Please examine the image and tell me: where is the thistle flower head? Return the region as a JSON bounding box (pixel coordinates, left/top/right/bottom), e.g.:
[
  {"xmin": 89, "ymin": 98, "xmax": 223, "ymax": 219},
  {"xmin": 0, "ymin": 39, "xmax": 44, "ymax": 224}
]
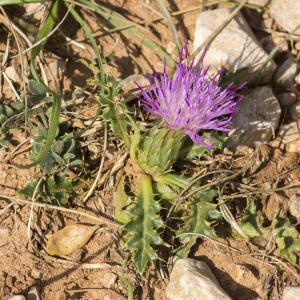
[{"xmin": 136, "ymin": 46, "xmax": 244, "ymax": 148}]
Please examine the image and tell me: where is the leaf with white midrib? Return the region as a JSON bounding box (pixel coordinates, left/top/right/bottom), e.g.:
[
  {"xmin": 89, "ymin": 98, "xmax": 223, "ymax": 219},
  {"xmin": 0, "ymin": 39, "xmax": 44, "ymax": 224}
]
[{"xmin": 124, "ymin": 175, "xmax": 163, "ymax": 274}]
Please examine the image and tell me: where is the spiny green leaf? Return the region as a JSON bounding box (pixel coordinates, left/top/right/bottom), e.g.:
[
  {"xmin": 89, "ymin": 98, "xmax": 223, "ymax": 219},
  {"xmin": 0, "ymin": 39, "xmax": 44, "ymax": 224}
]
[
  {"xmin": 124, "ymin": 175, "xmax": 163, "ymax": 274},
  {"xmin": 175, "ymin": 189, "xmax": 217, "ymax": 260},
  {"xmin": 114, "ymin": 177, "xmax": 132, "ymax": 225},
  {"xmin": 16, "ymin": 0, "xmax": 63, "ymax": 169},
  {"xmin": 274, "ymin": 216, "xmax": 300, "ymax": 264},
  {"xmin": 239, "ymin": 201, "xmax": 265, "ymax": 238}
]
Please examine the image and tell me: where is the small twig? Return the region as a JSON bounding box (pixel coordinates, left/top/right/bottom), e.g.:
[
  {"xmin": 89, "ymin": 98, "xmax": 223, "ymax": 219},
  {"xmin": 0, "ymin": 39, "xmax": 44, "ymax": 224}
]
[
  {"xmin": 176, "ymin": 232, "xmax": 242, "ymax": 253},
  {"xmin": 0, "ymin": 195, "xmax": 121, "ymax": 228},
  {"xmin": 219, "ymin": 196, "xmax": 248, "ymax": 239},
  {"xmin": 2, "ymin": 71, "xmax": 22, "ymax": 101},
  {"xmin": 2, "ymin": 18, "xmax": 48, "ymax": 85},
  {"xmin": 0, "ymin": 202, "xmax": 14, "ymax": 216},
  {"xmin": 242, "ymin": 252, "xmax": 300, "ymax": 282},
  {"xmin": 21, "ymin": 1, "xmax": 74, "ymax": 55},
  {"xmin": 83, "ymin": 123, "xmax": 108, "ymax": 203},
  {"xmin": 27, "ymin": 177, "xmax": 44, "ymax": 240},
  {"xmin": 0, "ymin": 7, "xmax": 28, "ymax": 128}
]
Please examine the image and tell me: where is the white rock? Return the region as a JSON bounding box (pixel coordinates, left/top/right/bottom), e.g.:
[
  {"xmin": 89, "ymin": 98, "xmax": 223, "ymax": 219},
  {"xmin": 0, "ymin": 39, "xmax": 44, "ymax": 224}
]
[
  {"xmin": 3, "ymin": 296, "xmax": 26, "ymax": 300},
  {"xmin": 289, "ymin": 196, "xmax": 300, "ymax": 220},
  {"xmin": 166, "ymin": 258, "xmax": 232, "ymax": 300},
  {"xmin": 290, "ymin": 102, "xmax": 300, "ymax": 121},
  {"xmin": 282, "ymin": 286, "xmax": 300, "ymax": 300},
  {"xmin": 237, "ymin": 0, "xmax": 269, "ymax": 5},
  {"xmin": 101, "ymin": 272, "xmax": 118, "ymax": 289},
  {"xmin": 5, "ymin": 66, "xmax": 21, "ymax": 83},
  {"xmin": 227, "ymin": 86, "xmax": 281, "ymax": 148},
  {"xmin": 23, "ymin": 3, "xmax": 47, "ymax": 22},
  {"xmin": 278, "ymin": 122, "xmax": 300, "ymax": 152},
  {"xmin": 270, "ymin": 0, "xmax": 300, "ymax": 35},
  {"xmin": 295, "ymin": 73, "xmax": 300, "ymax": 85},
  {"xmin": 27, "ymin": 286, "xmax": 41, "ymax": 300},
  {"xmin": 277, "ymin": 92, "xmax": 297, "ymax": 107},
  {"xmin": 274, "ymin": 57, "xmax": 300, "ymax": 87},
  {"xmin": 193, "ymin": 8, "xmax": 276, "ymax": 84},
  {"xmin": 0, "ymin": 227, "xmax": 9, "ymax": 236}
]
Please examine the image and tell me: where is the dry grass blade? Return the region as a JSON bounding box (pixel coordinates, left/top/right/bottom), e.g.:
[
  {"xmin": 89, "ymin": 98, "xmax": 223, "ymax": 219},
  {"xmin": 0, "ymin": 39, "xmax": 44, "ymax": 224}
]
[
  {"xmin": 155, "ymin": 0, "xmax": 180, "ymax": 49},
  {"xmin": 27, "ymin": 177, "xmax": 44, "ymax": 240},
  {"xmin": 0, "ymin": 195, "xmax": 121, "ymax": 228},
  {"xmin": 72, "ymin": 0, "xmax": 175, "ymax": 67},
  {"xmin": 219, "ymin": 201, "xmax": 248, "ymax": 239},
  {"xmin": 82, "ymin": 123, "xmax": 107, "ymax": 203}
]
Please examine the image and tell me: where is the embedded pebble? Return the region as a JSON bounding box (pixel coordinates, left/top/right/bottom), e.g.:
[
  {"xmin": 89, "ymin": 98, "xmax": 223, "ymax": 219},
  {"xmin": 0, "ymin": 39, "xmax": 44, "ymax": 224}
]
[
  {"xmin": 277, "ymin": 92, "xmax": 297, "ymax": 107},
  {"xmin": 277, "ymin": 121, "xmax": 300, "ymax": 153},
  {"xmin": 282, "ymin": 286, "xmax": 300, "ymax": 300},
  {"xmin": 274, "ymin": 57, "xmax": 300, "ymax": 87},
  {"xmin": 166, "ymin": 258, "xmax": 232, "ymax": 300},
  {"xmin": 290, "ymin": 102, "xmax": 300, "ymax": 121},
  {"xmin": 295, "ymin": 73, "xmax": 300, "ymax": 85},
  {"xmin": 270, "ymin": 0, "xmax": 300, "ymax": 35},
  {"xmin": 227, "ymin": 86, "xmax": 281, "ymax": 148},
  {"xmin": 101, "ymin": 272, "xmax": 118, "ymax": 289},
  {"xmin": 120, "ymin": 74, "xmax": 148, "ymax": 93},
  {"xmin": 23, "ymin": 3, "xmax": 47, "ymax": 22},
  {"xmin": 236, "ymin": 0, "xmax": 269, "ymax": 5},
  {"xmin": 289, "ymin": 196, "xmax": 300, "ymax": 220},
  {"xmin": 193, "ymin": 8, "xmax": 276, "ymax": 84},
  {"xmin": 3, "ymin": 296, "xmax": 26, "ymax": 300},
  {"xmin": 27, "ymin": 286, "xmax": 41, "ymax": 300}
]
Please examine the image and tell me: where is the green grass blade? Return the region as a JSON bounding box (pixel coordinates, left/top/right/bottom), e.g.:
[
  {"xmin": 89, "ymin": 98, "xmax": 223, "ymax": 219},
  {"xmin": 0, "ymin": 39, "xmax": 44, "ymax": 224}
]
[
  {"xmin": 16, "ymin": 0, "xmax": 62, "ymax": 168},
  {"xmin": 0, "ymin": 0, "xmax": 47, "ymax": 4},
  {"xmin": 67, "ymin": 4, "xmax": 105, "ymax": 83},
  {"xmin": 30, "ymin": 0, "xmax": 59, "ymax": 81},
  {"xmin": 155, "ymin": 0, "xmax": 180, "ymax": 50},
  {"xmin": 75, "ymin": 0, "xmax": 175, "ymax": 68}
]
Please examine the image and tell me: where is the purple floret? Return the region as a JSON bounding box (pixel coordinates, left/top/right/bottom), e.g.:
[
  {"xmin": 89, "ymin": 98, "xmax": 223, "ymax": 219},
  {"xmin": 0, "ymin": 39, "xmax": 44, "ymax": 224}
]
[{"xmin": 136, "ymin": 45, "xmax": 245, "ymax": 148}]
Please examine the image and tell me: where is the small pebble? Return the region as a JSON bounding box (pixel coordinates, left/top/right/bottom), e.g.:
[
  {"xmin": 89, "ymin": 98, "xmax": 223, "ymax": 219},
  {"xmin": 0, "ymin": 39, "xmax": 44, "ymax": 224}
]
[
  {"xmin": 282, "ymin": 286, "xmax": 300, "ymax": 300},
  {"xmin": 290, "ymin": 102, "xmax": 300, "ymax": 120},
  {"xmin": 277, "ymin": 92, "xmax": 297, "ymax": 107}
]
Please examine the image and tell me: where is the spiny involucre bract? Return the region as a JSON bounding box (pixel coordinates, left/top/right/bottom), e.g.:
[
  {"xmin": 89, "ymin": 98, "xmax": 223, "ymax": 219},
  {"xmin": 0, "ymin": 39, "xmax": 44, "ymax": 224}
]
[{"xmin": 136, "ymin": 45, "xmax": 245, "ymax": 148}]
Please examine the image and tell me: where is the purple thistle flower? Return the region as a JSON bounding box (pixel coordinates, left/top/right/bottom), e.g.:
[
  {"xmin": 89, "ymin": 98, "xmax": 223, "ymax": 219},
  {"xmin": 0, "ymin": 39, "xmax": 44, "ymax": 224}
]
[{"xmin": 136, "ymin": 45, "xmax": 245, "ymax": 148}]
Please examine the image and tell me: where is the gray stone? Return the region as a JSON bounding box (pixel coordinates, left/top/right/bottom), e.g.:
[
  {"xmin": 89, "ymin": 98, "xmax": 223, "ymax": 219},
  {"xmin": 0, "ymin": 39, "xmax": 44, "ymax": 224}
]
[
  {"xmin": 166, "ymin": 258, "xmax": 232, "ymax": 300},
  {"xmin": 282, "ymin": 286, "xmax": 300, "ymax": 300},
  {"xmin": 277, "ymin": 92, "xmax": 297, "ymax": 107},
  {"xmin": 274, "ymin": 57, "xmax": 300, "ymax": 87},
  {"xmin": 290, "ymin": 102, "xmax": 300, "ymax": 121},
  {"xmin": 193, "ymin": 8, "xmax": 276, "ymax": 84},
  {"xmin": 278, "ymin": 121, "xmax": 300, "ymax": 152},
  {"xmin": 227, "ymin": 86, "xmax": 281, "ymax": 148},
  {"xmin": 270, "ymin": 0, "xmax": 300, "ymax": 35}
]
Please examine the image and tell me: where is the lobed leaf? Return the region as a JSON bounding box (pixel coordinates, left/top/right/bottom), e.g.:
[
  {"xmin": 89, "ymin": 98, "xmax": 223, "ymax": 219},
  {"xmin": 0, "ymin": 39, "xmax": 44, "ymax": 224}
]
[
  {"xmin": 124, "ymin": 175, "xmax": 163, "ymax": 274},
  {"xmin": 175, "ymin": 189, "xmax": 218, "ymax": 260}
]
